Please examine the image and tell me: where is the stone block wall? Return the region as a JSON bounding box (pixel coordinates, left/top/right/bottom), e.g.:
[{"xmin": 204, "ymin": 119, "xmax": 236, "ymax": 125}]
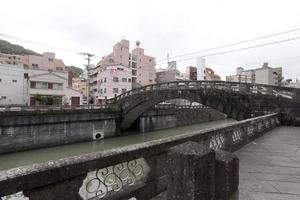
[
  {"xmin": 139, "ymin": 107, "xmax": 227, "ymax": 132},
  {"xmin": 0, "ymin": 110, "xmax": 118, "ymax": 154}
]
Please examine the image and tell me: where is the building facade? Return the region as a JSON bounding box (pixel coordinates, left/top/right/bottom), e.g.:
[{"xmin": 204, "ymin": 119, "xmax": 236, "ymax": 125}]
[
  {"xmin": 0, "ymin": 52, "xmax": 66, "ymax": 72},
  {"xmin": 226, "ymin": 63, "xmax": 282, "ymax": 86},
  {"xmin": 91, "ymin": 39, "xmax": 156, "ymax": 104},
  {"xmin": 186, "ymin": 66, "xmax": 221, "ymax": 81},
  {"xmin": 96, "ymin": 65, "xmax": 132, "ymax": 104},
  {"xmin": 72, "ymin": 77, "xmax": 88, "ymax": 103},
  {"xmin": 0, "ymin": 63, "xmax": 82, "ymax": 106},
  {"xmin": 186, "ymin": 66, "xmax": 197, "ymax": 80}
]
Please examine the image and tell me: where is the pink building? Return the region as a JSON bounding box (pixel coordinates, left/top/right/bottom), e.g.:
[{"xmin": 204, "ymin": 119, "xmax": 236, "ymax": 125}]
[
  {"xmin": 91, "ymin": 39, "xmax": 156, "ymax": 104},
  {"xmin": 0, "ymin": 52, "xmax": 66, "ymax": 72},
  {"xmin": 131, "ymin": 41, "xmax": 156, "ymax": 86},
  {"xmin": 21, "ymin": 52, "xmax": 66, "ymax": 72}
]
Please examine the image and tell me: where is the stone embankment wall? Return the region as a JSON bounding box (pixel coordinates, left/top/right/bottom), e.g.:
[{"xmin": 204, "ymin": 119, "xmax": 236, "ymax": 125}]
[
  {"xmin": 0, "ymin": 110, "xmax": 118, "ymax": 154},
  {"xmin": 0, "ymin": 107, "xmax": 227, "ymax": 154},
  {"xmin": 139, "ymin": 107, "xmax": 227, "ymax": 132}
]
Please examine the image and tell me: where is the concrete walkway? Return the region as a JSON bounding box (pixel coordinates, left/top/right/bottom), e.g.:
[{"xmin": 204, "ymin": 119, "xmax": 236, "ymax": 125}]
[{"xmin": 236, "ymin": 126, "xmax": 300, "ymax": 200}]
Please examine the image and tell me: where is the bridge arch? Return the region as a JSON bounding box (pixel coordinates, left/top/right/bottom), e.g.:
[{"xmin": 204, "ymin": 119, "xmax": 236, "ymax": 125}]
[{"xmin": 107, "ymin": 81, "xmax": 300, "ymax": 130}]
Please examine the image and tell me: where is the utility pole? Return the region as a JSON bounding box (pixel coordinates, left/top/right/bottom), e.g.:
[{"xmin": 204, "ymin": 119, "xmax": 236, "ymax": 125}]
[{"xmin": 79, "ymin": 53, "xmax": 94, "ymax": 107}]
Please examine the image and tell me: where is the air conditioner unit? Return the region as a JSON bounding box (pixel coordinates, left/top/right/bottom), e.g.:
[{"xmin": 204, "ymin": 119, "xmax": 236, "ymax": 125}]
[{"xmin": 93, "ymin": 131, "xmax": 104, "ymax": 140}]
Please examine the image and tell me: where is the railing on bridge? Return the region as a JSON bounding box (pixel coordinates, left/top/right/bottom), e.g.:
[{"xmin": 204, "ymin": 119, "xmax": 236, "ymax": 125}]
[
  {"xmin": 0, "ymin": 113, "xmax": 279, "ymax": 200},
  {"xmin": 0, "ymin": 104, "xmax": 115, "ymax": 112},
  {"xmin": 153, "ymin": 104, "xmax": 209, "ymax": 110},
  {"xmin": 106, "ymin": 81, "xmax": 300, "ymax": 104}
]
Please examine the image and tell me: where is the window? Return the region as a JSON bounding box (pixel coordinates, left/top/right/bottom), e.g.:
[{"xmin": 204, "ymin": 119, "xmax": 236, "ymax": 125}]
[
  {"xmin": 13, "ymin": 56, "xmax": 16, "ymax": 59},
  {"xmin": 32, "ymin": 63, "xmax": 39, "ymax": 69},
  {"xmin": 56, "ymin": 67, "xmax": 63, "ymax": 71},
  {"xmin": 113, "ymin": 88, "xmax": 119, "ymax": 93},
  {"xmin": 104, "ymin": 88, "xmax": 107, "ymax": 93},
  {"xmin": 113, "ymin": 77, "xmax": 119, "ymax": 82},
  {"xmin": 99, "ymin": 89, "xmax": 103, "ymax": 94},
  {"xmin": 24, "ymin": 64, "xmax": 29, "ymax": 69},
  {"xmin": 128, "ymin": 79, "xmax": 131, "ymax": 82},
  {"xmin": 12, "ymin": 79, "xmax": 17, "ymax": 83},
  {"xmin": 53, "ymin": 83, "xmax": 63, "ymax": 90},
  {"xmin": 1, "ymin": 96, "xmax": 6, "ymax": 99},
  {"xmin": 122, "ymin": 88, "xmax": 127, "ymax": 93},
  {"xmin": 104, "ymin": 78, "xmax": 107, "ymax": 83},
  {"xmin": 122, "ymin": 78, "xmax": 127, "ymax": 82},
  {"xmin": 30, "ymin": 81, "xmax": 36, "ymax": 88},
  {"xmin": 0, "ymin": 78, "xmax": 2, "ymax": 82},
  {"xmin": 48, "ymin": 83, "xmax": 53, "ymax": 89},
  {"xmin": 48, "ymin": 58, "xmax": 54, "ymax": 62},
  {"xmin": 38, "ymin": 82, "xmax": 48, "ymax": 89},
  {"xmin": 117, "ymin": 67, "xmax": 124, "ymax": 71}
]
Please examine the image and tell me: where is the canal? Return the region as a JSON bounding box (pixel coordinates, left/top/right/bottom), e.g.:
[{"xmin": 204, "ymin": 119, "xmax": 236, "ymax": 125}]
[{"xmin": 0, "ymin": 118, "xmax": 236, "ymax": 171}]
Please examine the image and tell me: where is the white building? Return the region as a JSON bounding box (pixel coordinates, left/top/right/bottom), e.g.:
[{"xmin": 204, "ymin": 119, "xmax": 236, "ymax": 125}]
[
  {"xmin": 197, "ymin": 57, "xmax": 206, "ymax": 80},
  {"xmin": 0, "ymin": 65, "xmax": 28, "ymax": 105},
  {"xmin": 0, "ymin": 64, "xmax": 82, "ymax": 106},
  {"xmin": 95, "ymin": 65, "xmax": 132, "ymax": 104}
]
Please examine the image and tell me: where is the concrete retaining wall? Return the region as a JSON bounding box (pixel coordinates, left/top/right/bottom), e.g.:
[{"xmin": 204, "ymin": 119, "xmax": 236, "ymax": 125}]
[
  {"xmin": 0, "ymin": 110, "xmax": 118, "ymax": 154},
  {"xmin": 139, "ymin": 107, "xmax": 227, "ymax": 132}
]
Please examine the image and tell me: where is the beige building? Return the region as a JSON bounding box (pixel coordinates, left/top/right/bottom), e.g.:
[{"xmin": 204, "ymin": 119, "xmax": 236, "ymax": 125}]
[
  {"xmin": 91, "ymin": 39, "xmax": 156, "ymax": 104},
  {"xmin": 226, "ymin": 63, "xmax": 282, "ymax": 86},
  {"xmin": 72, "ymin": 77, "xmax": 88, "ymax": 103}
]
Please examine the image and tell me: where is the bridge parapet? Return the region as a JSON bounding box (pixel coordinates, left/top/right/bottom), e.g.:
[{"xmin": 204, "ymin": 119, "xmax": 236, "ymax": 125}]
[
  {"xmin": 0, "ymin": 113, "xmax": 279, "ymax": 200},
  {"xmin": 105, "ymin": 81, "xmax": 299, "ymax": 130},
  {"xmin": 107, "ymin": 81, "xmax": 300, "ymax": 105}
]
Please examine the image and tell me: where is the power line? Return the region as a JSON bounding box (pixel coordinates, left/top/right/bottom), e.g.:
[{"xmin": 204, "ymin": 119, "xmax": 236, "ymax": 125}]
[
  {"xmin": 172, "ymin": 35, "xmax": 300, "ymax": 63},
  {"xmin": 2, "ymin": 28, "xmax": 300, "ymax": 69},
  {"xmin": 157, "ymin": 27, "xmax": 300, "ymax": 62}
]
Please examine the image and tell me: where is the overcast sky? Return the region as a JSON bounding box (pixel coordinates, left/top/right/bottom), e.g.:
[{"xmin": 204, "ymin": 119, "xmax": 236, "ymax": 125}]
[{"xmin": 1, "ymin": 0, "xmax": 300, "ymax": 80}]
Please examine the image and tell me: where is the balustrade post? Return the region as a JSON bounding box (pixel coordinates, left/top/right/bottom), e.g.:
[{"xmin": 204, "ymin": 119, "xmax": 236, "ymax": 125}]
[
  {"xmin": 222, "ymin": 129, "xmax": 234, "ymax": 152},
  {"xmin": 166, "ymin": 142, "xmax": 215, "ymax": 200},
  {"xmin": 23, "ymin": 175, "xmax": 86, "ymax": 200},
  {"xmin": 240, "ymin": 124, "xmax": 249, "ymax": 144},
  {"xmin": 143, "ymin": 152, "xmax": 168, "ymax": 199}
]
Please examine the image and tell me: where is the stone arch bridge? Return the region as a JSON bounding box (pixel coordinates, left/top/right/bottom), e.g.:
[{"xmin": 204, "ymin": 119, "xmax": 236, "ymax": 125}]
[{"xmin": 107, "ymin": 81, "xmax": 300, "ymax": 130}]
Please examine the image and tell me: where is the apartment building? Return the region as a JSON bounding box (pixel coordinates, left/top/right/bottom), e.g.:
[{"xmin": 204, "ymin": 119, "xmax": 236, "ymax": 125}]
[
  {"xmin": 0, "ymin": 53, "xmax": 22, "ymax": 65},
  {"xmin": 0, "ymin": 52, "xmax": 66, "ymax": 72},
  {"xmin": 226, "ymin": 63, "xmax": 282, "ymax": 86},
  {"xmin": 91, "ymin": 39, "xmax": 156, "ymax": 104}
]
